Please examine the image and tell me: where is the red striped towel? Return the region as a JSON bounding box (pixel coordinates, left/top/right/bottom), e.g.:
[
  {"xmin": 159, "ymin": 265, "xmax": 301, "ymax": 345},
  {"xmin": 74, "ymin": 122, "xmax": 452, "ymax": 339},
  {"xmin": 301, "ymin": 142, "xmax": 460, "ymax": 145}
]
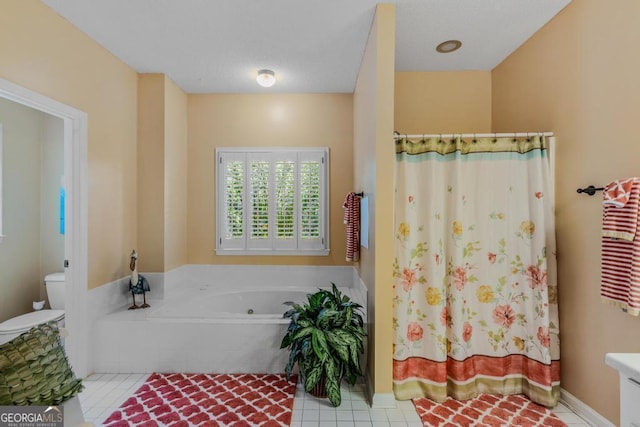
[
  {"xmin": 343, "ymin": 192, "xmax": 360, "ymax": 262},
  {"xmin": 601, "ymin": 178, "xmax": 640, "ymax": 315}
]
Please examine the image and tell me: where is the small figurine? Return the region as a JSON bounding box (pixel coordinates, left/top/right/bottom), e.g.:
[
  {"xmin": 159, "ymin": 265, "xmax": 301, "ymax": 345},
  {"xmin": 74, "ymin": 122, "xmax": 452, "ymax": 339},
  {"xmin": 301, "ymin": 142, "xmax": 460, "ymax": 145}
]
[{"xmin": 128, "ymin": 250, "xmax": 150, "ymax": 309}]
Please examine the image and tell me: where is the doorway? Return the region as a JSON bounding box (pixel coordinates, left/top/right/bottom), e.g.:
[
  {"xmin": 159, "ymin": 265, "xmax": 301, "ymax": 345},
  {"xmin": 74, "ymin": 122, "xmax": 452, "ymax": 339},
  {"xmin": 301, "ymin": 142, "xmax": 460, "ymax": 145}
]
[{"xmin": 0, "ymin": 78, "xmax": 89, "ymax": 377}]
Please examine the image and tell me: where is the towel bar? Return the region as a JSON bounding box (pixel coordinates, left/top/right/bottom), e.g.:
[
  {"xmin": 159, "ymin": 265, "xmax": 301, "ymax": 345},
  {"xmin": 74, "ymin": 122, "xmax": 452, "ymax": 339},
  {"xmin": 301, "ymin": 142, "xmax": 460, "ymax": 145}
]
[{"xmin": 577, "ymin": 185, "xmax": 604, "ymax": 196}]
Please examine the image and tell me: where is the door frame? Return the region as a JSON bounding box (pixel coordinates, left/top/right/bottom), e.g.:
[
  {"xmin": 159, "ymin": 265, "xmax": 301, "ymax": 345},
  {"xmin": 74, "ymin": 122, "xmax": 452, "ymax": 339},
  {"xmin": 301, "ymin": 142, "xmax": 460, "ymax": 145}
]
[{"xmin": 0, "ymin": 78, "xmax": 89, "ymax": 377}]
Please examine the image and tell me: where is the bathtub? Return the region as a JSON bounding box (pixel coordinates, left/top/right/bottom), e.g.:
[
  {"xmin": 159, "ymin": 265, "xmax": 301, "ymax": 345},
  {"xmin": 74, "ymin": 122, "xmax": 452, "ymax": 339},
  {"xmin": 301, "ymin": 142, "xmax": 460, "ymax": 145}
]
[
  {"xmin": 92, "ymin": 265, "xmax": 366, "ymax": 374},
  {"xmin": 148, "ymin": 289, "xmax": 311, "ymax": 322}
]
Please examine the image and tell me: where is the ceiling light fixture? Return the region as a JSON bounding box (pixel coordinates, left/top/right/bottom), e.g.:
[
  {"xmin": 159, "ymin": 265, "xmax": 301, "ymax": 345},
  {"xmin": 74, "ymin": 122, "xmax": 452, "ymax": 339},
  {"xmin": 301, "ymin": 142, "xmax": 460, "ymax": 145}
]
[
  {"xmin": 256, "ymin": 69, "xmax": 276, "ymax": 87},
  {"xmin": 436, "ymin": 39, "xmax": 462, "ymax": 53}
]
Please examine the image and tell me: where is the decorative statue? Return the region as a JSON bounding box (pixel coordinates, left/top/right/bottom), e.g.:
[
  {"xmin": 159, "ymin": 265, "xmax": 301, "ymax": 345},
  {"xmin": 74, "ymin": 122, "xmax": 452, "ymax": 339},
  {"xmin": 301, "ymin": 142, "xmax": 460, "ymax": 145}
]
[{"xmin": 128, "ymin": 249, "xmax": 150, "ymax": 309}]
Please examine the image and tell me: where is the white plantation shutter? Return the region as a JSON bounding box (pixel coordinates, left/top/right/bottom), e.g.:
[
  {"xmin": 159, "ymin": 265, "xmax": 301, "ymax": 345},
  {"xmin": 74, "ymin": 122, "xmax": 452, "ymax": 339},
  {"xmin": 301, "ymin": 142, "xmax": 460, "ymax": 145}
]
[
  {"xmin": 298, "ymin": 151, "xmax": 325, "ymax": 250},
  {"xmin": 216, "ymin": 148, "xmax": 328, "ymax": 255},
  {"xmin": 274, "ymin": 152, "xmax": 297, "ymax": 250},
  {"xmin": 219, "ymin": 152, "xmax": 245, "ymax": 250},
  {"xmin": 247, "ymin": 153, "xmax": 271, "ymax": 249}
]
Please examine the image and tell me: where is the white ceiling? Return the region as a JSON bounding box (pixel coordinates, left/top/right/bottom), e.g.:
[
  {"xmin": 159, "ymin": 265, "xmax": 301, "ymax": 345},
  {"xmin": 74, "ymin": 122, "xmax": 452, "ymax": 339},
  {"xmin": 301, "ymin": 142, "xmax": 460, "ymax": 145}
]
[{"xmin": 41, "ymin": 0, "xmax": 571, "ymax": 94}]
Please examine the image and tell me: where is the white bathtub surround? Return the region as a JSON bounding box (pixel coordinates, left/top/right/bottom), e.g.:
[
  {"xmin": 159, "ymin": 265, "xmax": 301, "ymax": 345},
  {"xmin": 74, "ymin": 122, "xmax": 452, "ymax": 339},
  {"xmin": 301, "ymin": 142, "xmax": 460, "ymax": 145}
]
[
  {"xmin": 91, "ymin": 265, "xmax": 365, "ymax": 374},
  {"xmin": 606, "ymin": 353, "xmax": 640, "ymax": 426},
  {"xmin": 167, "ymin": 264, "xmax": 356, "ymax": 291},
  {"xmin": 85, "ymin": 272, "xmax": 164, "ymax": 374},
  {"xmin": 87, "ymin": 272, "xmax": 165, "ymax": 319},
  {"xmin": 350, "ymin": 270, "xmax": 368, "ymax": 321}
]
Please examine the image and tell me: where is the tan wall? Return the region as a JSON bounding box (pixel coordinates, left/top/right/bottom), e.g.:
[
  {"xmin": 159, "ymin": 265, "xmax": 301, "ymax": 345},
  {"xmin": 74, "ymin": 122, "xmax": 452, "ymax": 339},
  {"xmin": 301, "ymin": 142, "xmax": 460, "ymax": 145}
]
[
  {"xmin": 187, "ymin": 93, "xmax": 353, "ymax": 266},
  {"xmin": 0, "ymin": 0, "xmax": 138, "ymax": 289},
  {"xmin": 164, "ymin": 77, "xmax": 188, "ymax": 271},
  {"xmin": 137, "ymin": 74, "xmax": 188, "ymax": 273},
  {"xmin": 137, "ymin": 74, "xmax": 165, "ymax": 272},
  {"xmin": 353, "ymin": 3, "xmax": 395, "ymax": 397},
  {"xmin": 0, "ymin": 98, "xmax": 44, "ymax": 320},
  {"xmin": 492, "ymin": 1, "xmax": 640, "ymax": 424},
  {"xmin": 395, "ymin": 71, "xmax": 492, "ymax": 134}
]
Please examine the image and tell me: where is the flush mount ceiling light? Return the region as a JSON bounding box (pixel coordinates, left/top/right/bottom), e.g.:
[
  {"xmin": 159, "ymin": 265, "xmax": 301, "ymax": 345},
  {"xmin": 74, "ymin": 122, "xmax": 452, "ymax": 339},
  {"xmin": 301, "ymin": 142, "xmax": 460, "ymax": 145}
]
[
  {"xmin": 256, "ymin": 69, "xmax": 276, "ymax": 87},
  {"xmin": 436, "ymin": 39, "xmax": 462, "ymax": 53}
]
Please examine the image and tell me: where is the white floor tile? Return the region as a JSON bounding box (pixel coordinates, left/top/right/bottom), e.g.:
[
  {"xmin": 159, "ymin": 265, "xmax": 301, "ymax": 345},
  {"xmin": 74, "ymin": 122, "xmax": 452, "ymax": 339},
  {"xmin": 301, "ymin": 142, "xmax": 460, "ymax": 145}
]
[
  {"xmin": 351, "ymin": 400, "xmax": 370, "ymax": 411},
  {"xmin": 353, "ymin": 410, "xmax": 371, "ymax": 421},
  {"xmin": 369, "ymin": 408, "xmax": 388, "ymax": 421},
  {"xmin": 302, "ymin": 409, "xmax": 320, "ymax": 421},
  {"xmin": 386, "ymin": 409, "xmax": 407, "ymax": 422},
  {"xmin": 320, "ymin": 410, "xmax": 337, "ymax": 421},
  {"xmin": 336, "ymin": 410, "xmax": 354, "ymax": 421},
  {"xmin": 553, "ymin": 402, "xmax": 572, "ymax": 412},
  {"xmin": 556, "ymin": 411, "xmax": 590, "ymax": 424}
]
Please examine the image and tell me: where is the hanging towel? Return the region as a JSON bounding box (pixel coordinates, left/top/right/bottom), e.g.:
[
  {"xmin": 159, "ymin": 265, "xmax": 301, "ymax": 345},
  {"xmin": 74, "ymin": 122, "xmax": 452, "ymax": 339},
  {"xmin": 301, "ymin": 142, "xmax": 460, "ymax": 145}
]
[
  {"xmin": 602, "ymin": 178, "xmax": 640, "ymax": 241},
  {"xmin": 343, "ymin": 192, "xmax": 361, "ymax": 262},
  {"xmin": 601, "ymin": 177, "xmax": 640, "ymax": 315},
  {"xmin": 603, "ymin": 178, "xmax": 636, "ymax": 208}
]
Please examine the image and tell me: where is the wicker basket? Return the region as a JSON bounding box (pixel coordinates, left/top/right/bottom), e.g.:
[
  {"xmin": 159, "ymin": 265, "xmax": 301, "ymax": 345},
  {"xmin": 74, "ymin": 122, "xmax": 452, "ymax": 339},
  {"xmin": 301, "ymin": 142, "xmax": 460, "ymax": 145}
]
[{"xmin": 0, "ymin": 322, "xmax": 83, "ymax": 405}]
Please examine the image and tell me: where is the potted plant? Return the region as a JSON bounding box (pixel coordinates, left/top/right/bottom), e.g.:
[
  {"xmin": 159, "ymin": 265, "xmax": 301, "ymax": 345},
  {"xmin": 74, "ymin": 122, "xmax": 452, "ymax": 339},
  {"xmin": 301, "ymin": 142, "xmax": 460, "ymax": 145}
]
[{"xmin": 280, "ymin": 283, "xmax": 366, "ymax": 407}]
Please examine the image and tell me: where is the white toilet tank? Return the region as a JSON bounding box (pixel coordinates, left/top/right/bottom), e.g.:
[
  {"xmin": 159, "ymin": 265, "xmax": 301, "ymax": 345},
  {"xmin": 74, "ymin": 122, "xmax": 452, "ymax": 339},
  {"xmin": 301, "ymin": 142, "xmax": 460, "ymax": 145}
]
[{"xmin": 45, "ymin": 272, "xmax": 66, "ymax": 310}]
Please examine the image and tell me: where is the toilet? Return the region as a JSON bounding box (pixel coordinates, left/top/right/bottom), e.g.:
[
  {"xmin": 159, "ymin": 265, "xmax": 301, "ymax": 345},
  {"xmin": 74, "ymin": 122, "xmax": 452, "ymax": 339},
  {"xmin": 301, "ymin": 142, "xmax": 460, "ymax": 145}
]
[{"xmin": 0, "ymin": 272, "xmax": 66, "ymax": 345}]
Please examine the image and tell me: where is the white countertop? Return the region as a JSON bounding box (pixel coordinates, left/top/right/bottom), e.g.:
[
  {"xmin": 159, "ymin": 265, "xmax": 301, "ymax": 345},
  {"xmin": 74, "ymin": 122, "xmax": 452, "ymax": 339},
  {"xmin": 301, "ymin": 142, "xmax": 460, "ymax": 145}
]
[{"xmin": 605, "ymin": 353, "xmax": 640, "ymax": 381}]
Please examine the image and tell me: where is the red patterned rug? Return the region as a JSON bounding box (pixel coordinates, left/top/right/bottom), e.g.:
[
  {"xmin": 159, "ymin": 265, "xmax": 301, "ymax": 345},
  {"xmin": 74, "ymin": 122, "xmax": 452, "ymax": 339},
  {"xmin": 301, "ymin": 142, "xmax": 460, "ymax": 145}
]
[
  {"xmin": 413, "ymin": 394, "xmax": 568, "ymax": 427},
  {"xmin": 103, "ymin": 373, "xmax": 297, "ymax": 427}
]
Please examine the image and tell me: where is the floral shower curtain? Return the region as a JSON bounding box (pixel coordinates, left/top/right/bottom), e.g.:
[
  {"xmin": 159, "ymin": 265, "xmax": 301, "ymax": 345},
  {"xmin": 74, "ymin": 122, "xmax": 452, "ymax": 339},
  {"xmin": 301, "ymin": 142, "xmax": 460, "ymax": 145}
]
[{"xmin": 392, "ymin": 135, "xmax": 560, "ymax": 407}]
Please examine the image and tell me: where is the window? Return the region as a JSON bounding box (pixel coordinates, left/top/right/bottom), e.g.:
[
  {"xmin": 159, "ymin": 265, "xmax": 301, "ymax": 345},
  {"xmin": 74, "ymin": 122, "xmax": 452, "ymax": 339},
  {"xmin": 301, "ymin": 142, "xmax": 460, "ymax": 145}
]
[{"xmin": 216, "ymin": 147, "xmax": 329, "ymax": 255}]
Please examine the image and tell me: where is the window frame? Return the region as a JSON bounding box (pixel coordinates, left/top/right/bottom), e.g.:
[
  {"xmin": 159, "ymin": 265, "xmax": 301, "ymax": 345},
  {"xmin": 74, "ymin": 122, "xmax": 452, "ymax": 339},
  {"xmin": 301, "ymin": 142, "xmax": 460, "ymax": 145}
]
[{"xmin": 215, "ymin": 147, "xmax": 329, "ymax": 256}]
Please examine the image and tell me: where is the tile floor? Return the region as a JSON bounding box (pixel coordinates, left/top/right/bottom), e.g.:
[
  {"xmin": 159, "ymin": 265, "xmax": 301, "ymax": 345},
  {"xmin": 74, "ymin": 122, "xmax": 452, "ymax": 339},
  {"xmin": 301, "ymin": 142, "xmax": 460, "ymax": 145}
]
[{"xmin": 78, "ymin": 373, "xmax": 592, "ymax": 426}]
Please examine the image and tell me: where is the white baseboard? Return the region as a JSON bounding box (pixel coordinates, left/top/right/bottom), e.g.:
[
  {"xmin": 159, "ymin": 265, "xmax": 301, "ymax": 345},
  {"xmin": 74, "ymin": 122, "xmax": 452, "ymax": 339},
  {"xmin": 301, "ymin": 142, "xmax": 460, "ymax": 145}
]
[
  {"xmin": 365, "ymin": 372, "xmax": 397, "ymax": 408},
  {"xmin": 561, "ymin": 388, "xmax": 614, "ymax": 427},
  {"xmin": 371, "ymin": 392, "xmax": 397, "ymax": 409}
]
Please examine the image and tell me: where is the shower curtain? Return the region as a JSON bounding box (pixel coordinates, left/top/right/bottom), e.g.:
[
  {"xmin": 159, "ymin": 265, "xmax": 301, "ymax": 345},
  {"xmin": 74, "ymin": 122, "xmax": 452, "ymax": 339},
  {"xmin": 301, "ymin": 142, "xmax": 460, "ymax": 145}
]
[{"xmin": 392, "ymin": 135, "xmax": 560, "ymax": 407}]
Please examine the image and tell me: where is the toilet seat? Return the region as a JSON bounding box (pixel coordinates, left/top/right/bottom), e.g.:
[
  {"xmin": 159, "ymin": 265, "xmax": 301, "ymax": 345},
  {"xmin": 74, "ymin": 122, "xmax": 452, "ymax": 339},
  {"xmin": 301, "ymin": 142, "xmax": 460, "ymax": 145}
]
[{"xmin": 0, "ymin": 309, "xmax": 65, "ymax": 335}]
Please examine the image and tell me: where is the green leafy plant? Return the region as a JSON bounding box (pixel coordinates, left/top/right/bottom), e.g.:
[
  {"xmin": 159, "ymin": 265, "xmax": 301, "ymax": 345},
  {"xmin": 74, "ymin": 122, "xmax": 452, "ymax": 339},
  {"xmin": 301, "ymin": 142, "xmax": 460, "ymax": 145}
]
[{"xmin": 280, "ymin": 283, "xmax": 366, "ymax": 407}]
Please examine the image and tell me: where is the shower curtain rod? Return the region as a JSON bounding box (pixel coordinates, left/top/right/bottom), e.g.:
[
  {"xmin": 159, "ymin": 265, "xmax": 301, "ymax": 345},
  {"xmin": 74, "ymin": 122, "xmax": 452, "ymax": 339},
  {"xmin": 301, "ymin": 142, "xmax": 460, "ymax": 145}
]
[{"xmin": 394, "ymin": 132, "xmax": 554, "ymax": 139}]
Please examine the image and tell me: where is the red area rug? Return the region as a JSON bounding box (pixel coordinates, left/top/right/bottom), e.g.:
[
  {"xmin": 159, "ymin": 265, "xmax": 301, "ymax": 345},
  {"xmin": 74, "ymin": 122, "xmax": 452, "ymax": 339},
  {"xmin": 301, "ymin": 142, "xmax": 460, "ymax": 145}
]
[
  {"xmin": 413, "ymin": 394, "xmax": 568, "ymax": 427},
  {"xmin": 103, "ymin": 373, "xmax": 297, "ymax": 427}
]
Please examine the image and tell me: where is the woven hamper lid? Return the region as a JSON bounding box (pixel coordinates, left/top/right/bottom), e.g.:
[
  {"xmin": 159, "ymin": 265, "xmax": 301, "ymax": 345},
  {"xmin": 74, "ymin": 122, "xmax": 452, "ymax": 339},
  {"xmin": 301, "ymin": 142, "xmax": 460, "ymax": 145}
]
[{"xmin": 0, "ymin": 310, "xmax": 65, "ymax": 334}]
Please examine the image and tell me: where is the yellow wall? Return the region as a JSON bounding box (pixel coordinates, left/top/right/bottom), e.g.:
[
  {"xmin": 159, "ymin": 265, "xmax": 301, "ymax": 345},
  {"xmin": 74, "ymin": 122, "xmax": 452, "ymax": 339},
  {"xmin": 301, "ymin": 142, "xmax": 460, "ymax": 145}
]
[
  {"xmin": 137, "ymin": 74, "xmax": 165, "ymax": 272},
  {"xmin": 395, "ymin": 71, "xmax": 492, "ymax": 134},
  {"xmin": 0, "ymin": 99, "xmax": 45, "ymax": 319},
  {"xmin": 164, "ymin": 77, "xmax": 188, "ymax": 271},
  {"xmin": 137, "ymin": 74, "xmax": 188, "ymax": 272},
  {"xmin": 187, "ymin": 93, "xmax": 353, "ymax": 266},
  {"xmin": 353, "ymin": 3, "xmax": 396, "ymax": 398},
  {"xmin": 0, "ymin": 0, "xmax": 138, "ymax": 289},
  {"xmin": 492, "ymin": 1, "xmax": 640, "ymax": 424}
]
